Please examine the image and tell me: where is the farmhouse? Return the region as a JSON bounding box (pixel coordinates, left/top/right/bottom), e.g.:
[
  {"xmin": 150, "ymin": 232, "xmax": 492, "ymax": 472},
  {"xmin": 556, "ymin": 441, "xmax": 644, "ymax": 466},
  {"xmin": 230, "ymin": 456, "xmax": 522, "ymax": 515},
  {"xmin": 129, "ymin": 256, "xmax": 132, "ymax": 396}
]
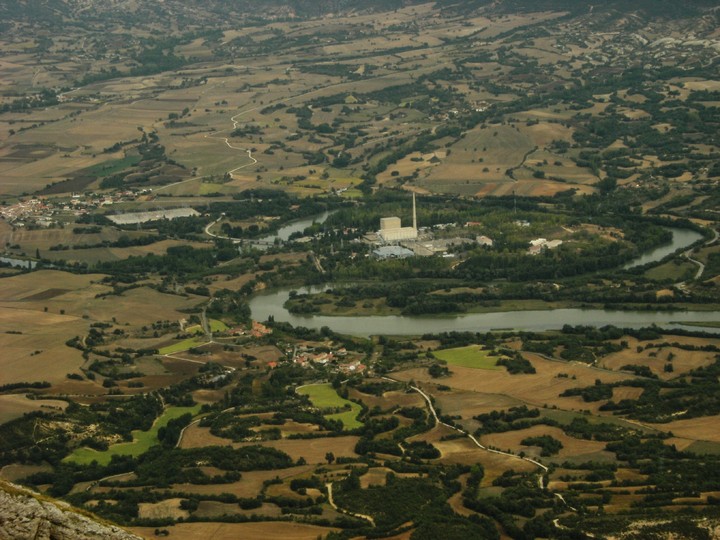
[
  {"xmin": 476, "ymin": 235, "xmax": 494, "ymax": 247},
  {"xmin": 528, "ymin": 238, "xmax": 563, "ymax": 255}
]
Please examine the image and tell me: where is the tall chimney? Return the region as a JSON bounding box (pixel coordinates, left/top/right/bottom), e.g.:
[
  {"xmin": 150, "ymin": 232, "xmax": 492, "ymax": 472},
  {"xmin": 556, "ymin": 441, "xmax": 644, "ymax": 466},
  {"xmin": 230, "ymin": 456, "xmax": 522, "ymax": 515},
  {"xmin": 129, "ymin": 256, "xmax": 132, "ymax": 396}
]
[{"xmin": 412, "ymin": 192, "xmax": 417, "ymax": 230}]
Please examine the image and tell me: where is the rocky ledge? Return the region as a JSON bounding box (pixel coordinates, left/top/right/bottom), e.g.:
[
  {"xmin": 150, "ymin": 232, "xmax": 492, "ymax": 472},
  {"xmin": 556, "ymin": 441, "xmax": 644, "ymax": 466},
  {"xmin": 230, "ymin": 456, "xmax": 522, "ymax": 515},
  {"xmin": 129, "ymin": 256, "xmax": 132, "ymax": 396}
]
[{"xmin": 0, "ymin": 480, "xmax": 142, "ymax": 540}]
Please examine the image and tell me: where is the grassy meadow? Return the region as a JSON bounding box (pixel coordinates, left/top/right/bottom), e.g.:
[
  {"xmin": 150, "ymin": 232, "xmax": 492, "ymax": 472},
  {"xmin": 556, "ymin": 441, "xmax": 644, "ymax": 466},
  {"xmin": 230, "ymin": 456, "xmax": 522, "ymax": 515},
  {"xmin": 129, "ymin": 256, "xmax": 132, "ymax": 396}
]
[
  {"xmin": 433, "ymin": 345, "xmax": 501, "ymax": 370},
  {"xmin": 64, "ymin": 405, "xmax": 201, "ymax": 466},
  {"xmin": 297, "ymin": 383, "xmax": 363, "ymax": 430}
]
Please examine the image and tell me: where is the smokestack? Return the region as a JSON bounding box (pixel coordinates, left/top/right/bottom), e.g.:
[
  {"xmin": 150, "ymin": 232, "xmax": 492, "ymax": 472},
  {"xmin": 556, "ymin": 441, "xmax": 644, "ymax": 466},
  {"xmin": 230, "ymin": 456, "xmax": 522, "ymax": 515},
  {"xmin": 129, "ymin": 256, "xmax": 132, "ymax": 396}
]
[{"xmin": 412, "ymin": 192, "xmax": 417, "ymax": 230}]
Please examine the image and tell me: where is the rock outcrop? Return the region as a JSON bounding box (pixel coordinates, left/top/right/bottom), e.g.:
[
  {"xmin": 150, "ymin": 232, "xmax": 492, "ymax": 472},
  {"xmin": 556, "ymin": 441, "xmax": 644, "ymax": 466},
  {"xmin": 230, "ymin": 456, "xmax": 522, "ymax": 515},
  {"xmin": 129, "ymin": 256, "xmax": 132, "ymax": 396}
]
[{"xmin": 0, "ymin": 480, "xmax": 142, "ymax": 540}]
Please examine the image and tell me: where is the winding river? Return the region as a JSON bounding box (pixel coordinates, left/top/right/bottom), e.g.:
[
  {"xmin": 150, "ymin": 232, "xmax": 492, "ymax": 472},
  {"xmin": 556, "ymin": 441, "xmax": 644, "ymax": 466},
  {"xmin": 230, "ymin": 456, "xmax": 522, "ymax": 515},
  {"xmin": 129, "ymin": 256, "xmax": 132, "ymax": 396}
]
[
  {"xmin": 248, "ymin": 286, "xmax": 719, "ymax": 336},
  {"xmin": 249, "ymin": 227, "xmax": 718, "ymax": 336},
  {"xmin": 624, "ymin": 227, "xmax": 703, "ymax": 269},
  {"xmin": 257, "ymin": 211, "xmax": 332, "ymax": 243}
]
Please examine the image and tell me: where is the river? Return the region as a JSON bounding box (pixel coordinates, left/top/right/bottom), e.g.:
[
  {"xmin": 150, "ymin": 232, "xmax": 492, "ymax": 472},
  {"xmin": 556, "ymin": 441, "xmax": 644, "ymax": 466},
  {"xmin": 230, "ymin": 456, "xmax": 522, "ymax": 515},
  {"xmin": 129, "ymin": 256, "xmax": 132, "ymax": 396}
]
[
  {"xmin": 0, "ymin": 256, "xmax": 36, "ymax": 269},
  {"xmin": 248, "ymin": 286, "xmax": 719, "ymax": 336},
  {"xmin": 257, "ymin": 211, "xmax": 332, "ymax": 243},
  {"xmin": 624, "ymin": 227, "xmax": 703, "ymax": 269},
  {"xmin": 248, "ymin": 226, "xmax": 718, "ymax": 336}
]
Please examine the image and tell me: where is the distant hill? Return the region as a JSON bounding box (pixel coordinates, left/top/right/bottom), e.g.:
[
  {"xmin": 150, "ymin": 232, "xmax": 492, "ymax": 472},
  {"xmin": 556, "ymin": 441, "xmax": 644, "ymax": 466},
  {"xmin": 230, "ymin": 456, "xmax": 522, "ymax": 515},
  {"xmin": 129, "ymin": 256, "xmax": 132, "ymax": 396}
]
[
  {"xmin": 0, "ymin": 0, "xmax": 423, "ymax": 25},
  {"xmin": 436, "ymin": 0, "xmax": 719, "ymax": 18},
  {"xmin": 2, "ymin": 0, "xmax": 716, "ymax": 28}
]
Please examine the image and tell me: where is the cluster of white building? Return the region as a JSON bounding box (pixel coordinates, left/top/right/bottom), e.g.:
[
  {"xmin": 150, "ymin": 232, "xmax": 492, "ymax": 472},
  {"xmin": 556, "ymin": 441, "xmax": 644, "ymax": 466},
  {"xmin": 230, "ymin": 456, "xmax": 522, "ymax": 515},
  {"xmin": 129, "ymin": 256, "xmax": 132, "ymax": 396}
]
[
  {"xmin": 373, "ymin": 194, "xmax": 563, "ymax": 259},
  {"xmin": 528, "ymin": 238, "xmax": 563, "ymax": 255}
]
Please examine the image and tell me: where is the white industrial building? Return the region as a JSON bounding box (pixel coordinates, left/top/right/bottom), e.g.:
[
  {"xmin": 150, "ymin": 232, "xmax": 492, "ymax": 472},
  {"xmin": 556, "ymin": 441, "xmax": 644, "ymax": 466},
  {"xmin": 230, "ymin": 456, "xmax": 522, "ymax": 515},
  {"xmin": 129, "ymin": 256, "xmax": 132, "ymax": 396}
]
[{"xmin": 378, "ymin": 193, "xmax": 418, "ymax": 243}]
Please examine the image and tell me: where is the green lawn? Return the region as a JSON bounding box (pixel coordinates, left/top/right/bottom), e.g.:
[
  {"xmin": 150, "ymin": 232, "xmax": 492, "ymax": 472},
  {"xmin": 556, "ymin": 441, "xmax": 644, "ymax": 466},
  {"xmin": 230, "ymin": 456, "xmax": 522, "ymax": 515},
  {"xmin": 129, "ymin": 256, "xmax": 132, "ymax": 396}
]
[
  {"xmin": 64, "ymin": 405, "xmax": 201, "ymax": 465},
  {"xmin": 297, "ymin": 383, "xmax": 363, "ymax": 430},
  {"xmin": 433, "ymin": 345, "xmax": 501, "ymax": 370},
  {"xmin": 209, "ymin": 319, "xmax": 229, "ymax": 332},
  {"xmin": 185, "ymin": 319, "xmax": 228, "ymax": 335},
  {"xmin": 158, "ymin": 337, "xmax": 207, "ymax": 355}
]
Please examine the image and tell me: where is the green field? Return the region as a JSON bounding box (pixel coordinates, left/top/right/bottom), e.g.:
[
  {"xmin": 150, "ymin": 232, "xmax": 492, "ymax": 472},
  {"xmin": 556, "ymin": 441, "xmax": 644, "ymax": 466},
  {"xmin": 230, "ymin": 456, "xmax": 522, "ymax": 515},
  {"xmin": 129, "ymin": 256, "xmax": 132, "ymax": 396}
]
[
  {"xmin": 64, "ymin": 405, "xmax": 201, "ymax": 465},
  {"xmin": 83, "ymin": 154, "xmax": 142, "ymax": 178},
  {"xmin": 209, "ymin": 319, "xmax": 229, "ymax": 332},
  {"xmin": 158, "ymin": 337, "xmax": 208, "ymax": 355},
  {"xmin": 185, "ymin": 319, "xmax": 229, "ymax": 335},
  {"xmin": 686, "ymin": 440, "xmax": 720, "ymax": 455},
  {"xmin": 297, "ymin": 383, "xmax": 363, "ymax": 429},
  {"xmin": 433, "ymin": 345, "xmax": 501, "ymax": 370}
]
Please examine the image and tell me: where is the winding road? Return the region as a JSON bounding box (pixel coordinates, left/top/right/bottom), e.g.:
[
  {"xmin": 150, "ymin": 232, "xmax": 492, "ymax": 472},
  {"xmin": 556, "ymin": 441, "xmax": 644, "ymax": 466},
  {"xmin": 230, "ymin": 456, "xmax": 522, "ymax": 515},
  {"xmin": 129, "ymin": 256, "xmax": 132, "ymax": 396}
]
[
  {"xmin": 677, "ymin": 226, "xmax": 718, "ymax": 290},
  {"xmin": 325, "ymin": 482, "xmax": 376, "ymax": 526},
  {"xmin": 381, "ymin": 376, "xmax": 584, "ymax": 511}
]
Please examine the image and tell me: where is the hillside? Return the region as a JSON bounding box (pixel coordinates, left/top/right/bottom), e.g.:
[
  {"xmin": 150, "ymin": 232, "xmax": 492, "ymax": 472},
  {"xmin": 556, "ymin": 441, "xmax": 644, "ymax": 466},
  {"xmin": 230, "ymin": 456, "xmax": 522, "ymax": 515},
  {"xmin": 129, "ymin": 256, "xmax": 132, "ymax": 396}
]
[{"xmin": 0, "ymin": 479, "xmax": 142, "ymax": 540}]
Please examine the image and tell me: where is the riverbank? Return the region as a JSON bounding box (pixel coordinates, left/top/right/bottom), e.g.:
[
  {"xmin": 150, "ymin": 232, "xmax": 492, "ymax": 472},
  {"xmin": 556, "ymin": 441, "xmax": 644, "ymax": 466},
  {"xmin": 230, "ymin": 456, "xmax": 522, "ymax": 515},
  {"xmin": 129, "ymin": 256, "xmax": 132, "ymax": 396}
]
[
  {"xmin": 250, "ymin": 285, "xmax": 720, "ymax": 337},
  {"xmin": 286, "ymin": 291, "xmax": 720, "ymax": 318}
]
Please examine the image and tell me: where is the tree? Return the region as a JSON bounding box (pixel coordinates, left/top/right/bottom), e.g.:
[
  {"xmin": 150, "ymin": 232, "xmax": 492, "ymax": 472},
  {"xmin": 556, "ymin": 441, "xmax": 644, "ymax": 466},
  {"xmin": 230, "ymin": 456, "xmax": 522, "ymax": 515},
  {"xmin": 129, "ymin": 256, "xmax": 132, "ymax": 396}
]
[{"xmin": 325, "ymin": 452, "xmax": 335, "ymax": 464}]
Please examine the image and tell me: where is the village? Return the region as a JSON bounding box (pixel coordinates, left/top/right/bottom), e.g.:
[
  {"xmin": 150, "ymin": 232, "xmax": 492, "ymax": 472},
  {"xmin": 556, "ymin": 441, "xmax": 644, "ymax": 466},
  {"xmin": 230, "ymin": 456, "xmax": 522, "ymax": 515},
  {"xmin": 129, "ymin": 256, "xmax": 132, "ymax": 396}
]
[
  {"xmin": 0, "ymin": 189, "xmax": 153, "ymax": 228},
  {"xmin": 167, "ymin": 318, "xmax": 368, "ymax": 380}
]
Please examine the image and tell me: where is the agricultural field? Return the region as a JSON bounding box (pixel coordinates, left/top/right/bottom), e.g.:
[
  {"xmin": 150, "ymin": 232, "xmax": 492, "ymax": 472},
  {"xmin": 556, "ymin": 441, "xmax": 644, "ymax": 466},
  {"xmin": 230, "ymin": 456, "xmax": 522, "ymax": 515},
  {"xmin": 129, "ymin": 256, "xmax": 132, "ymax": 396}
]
[
  {"xmin": 131, "ymin": 522, "xmax": 339, "ymax": 540},
  {"xmin": 432, "ymin": 344, "xmax": 501, "ymax": 370},
  {"xmin": 65, "ymin": 405, "xmax": 201, "ymax": 465},
  {"xmin": 297, "ymin": 383, "xmax": 363, "ymax": 430},
  {"xmin": 0, "ymin": 394, "xmax": 67, "ymax": 425}
]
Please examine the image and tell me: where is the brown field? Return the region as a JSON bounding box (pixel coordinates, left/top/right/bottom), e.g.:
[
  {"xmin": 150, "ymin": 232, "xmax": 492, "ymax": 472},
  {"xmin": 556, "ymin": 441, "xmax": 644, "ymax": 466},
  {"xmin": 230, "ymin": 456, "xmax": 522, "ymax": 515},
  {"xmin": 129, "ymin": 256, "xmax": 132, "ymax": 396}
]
[
  {"xmin": 0, "ymin": 225, "xmax": 150, "ymax": 254},
  {"xmin": 393, "ymin": 353, "xmax": 633, "ymax": 414},
  {"xmin": 359, "ymin": 467, "xmax": 391, "ymax": 489},
  {"xmin": 239, "ymin": 345, "xmax": 285, "ymax": 363},
  {"xmin": 0, "ymin": 308, "xmax": 87, "ymax": 385},
  {"xmin": 436, "ymin": 435, "xmax": 536, "ymax": 481},
  {"xmin": 666, "ymin": 437, "xmax": 698, "ymax": 452},
  {"xmin": 0, "ymin": 463, "xmax": 52, "ymax": 482},
  {"xmin": 180, "ymin": 422, "xmax": 357, "ymax": 463},
  {"xmin": 169, "ymin": 465, "xmax": 315, "ymax": 499},
  {"xmin": 0, "ymin": 270, "xmax": 207, "ymax": 386},
  {"xmin": 84, "ymin": 286, "xmax": 202, "ymax": 326},
  {"xmin": 0, "ymin": 270, "xmax": 109, "ymax": 301},
  {"xmin": 264, "ymin": 481, "xmax": 309, "ymax": 501},
  {"xmin": 193, "ymin": 501, "xmax": 282, "ymax": 519},
  {"xmin": 663, "ymin": 415, "xmax": 720, "ymax": 443},
  {"xmin": 234, "ymin": 436, "xmax": 360, "ymax": 464},
  {"xmin": 205, "ymin": 272, "xmax": 257, "ymax": 292},
  {"xmin": 178, "ymin": 424, "xmax": 230, "ymax": 448},
  {"xmin": 279, "ymin": 420, "xmax": 323, "ymax": 436},
  {"xmin": 611, "ymin": 386, "xmax": 645, "ymax": 401},
  {"xmin": 347, "ymin": 388, "xmax": 425, "ymax": 411},
  {"xmin": 95, "ymin": 335, "xmax": 172, "ymax": 355},
  {"xmin": 138, "ymin": 498, "xmax": 188, "ymax": 520},
  {"xmin": 42, "ymin": 239, "xmax": 211, "ymax": 265},
  {"xmin": 600, "ymin": 336, "xmax": 720, "ymax": 379},
  {"xmin": 130, "ymin": 521, "xmax": 338, "ymax": 540},
  {"xmin": 432, "ymin": 389, "xmax": 523, "ymax": 432},
  {"xmin": 191, "ymin": 388, "xmax": 228, "ymax": 405},
  {"xmin": 447, "ymin": 474, "xmax": 476, "ymax": 517},
  {"xmin": 480, "ymin": 425, "xmax": 612, "ymax": 463},
  {"xmin": 133, "ymin": 357, "xmax": 201, "ymax": 390},
  {"xmin": 423, "ymin": 125, "xmax": 534, "ymax": 184},
  {"xmin": 0, "ymin": 394, "xmax": 68, "ymax": 424},
  {"xmin": 0, "ymin": 270, "xmax": 200, "ymax": 325}
]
